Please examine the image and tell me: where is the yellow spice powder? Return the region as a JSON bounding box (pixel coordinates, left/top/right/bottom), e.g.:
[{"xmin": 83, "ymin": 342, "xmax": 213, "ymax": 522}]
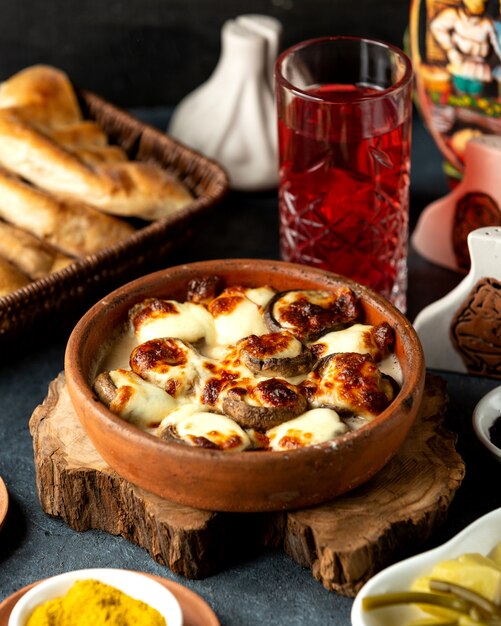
[{"xmin": 26, "ymin": 579, "xmax": 167, "ymax": 626}]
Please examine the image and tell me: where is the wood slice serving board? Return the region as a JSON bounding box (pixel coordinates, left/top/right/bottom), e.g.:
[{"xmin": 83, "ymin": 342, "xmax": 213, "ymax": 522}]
[{"xmin": 30, "ymin": 373, "xmax": 465, "ymax": 597}]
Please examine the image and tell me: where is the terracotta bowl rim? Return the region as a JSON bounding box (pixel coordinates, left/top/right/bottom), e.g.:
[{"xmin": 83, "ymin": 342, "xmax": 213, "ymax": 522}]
[{"xmin": 64, "ymin": 258, "xmax": 425, "ymax": 466}]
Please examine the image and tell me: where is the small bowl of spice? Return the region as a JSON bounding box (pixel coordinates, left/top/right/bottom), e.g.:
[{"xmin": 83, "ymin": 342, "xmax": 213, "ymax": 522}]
[
  {"xmin": 473, "ymin": 385, "xmax": 501, "ymax": 463},
  {"xmin": 8, "ymin": 568, "xmax": 183, "ymax": 626}
]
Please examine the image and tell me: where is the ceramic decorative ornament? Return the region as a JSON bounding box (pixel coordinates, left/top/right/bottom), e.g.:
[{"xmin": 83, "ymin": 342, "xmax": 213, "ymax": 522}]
[
  {"xmin": 410, "ymin": 0, "xmax": 501, "ymax": 174},
  {"xmin": 413, "ymin": 226, "xmax": 501, "ymax": 377},
  {"xmin": 169, "ymin": 15, "xmax": 282, "ymax": 191},
  {"xmin": 412, "ymin": 134, "xmax": 501, "ymax": 271}
]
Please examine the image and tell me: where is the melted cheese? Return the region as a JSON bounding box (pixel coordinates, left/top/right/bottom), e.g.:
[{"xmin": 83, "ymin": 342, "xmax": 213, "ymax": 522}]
[
  {"xmin": 134, "ymin": 300, "xmax": 216, "ymax": 345},
  {"xmin": 108, "ymin": 369, "xmax": 177, "ymax": 429},
  {"xmin": 311, "ymin": 353, "xmax": 394, "ymax": 418},
  {"xmin": 379, "ymin": 353, "xmax": 403, "ymax": 386},
  {"xmin": 210, "ymin": 293, "xmax": 268, "ymax": 347},
  {"xmin": 271, "ymin": 288, "xmax": 358, "ymax": 337},
  {"xmin": 130, "ymin": 338, "xmax": 206, "ymax": 399},
  {"xmin": 160, "ymin": 404, "xmax": 251, "ymax": 451},
  {"xmin": 267, "ymin": 408, "xmax": 347, "ymax": 451},
  {"xmin": 244, "ymin": 286, "xmax": 276, "ymax": 307},
  {"xmin": 310, "ymin": 324, "xmax": 378, "ymax": 359},
  {"xmin": 239, "ymin": 332, "xmax": 303, "ymax": 360},
  {"xmin": 101, "ymin": 329, "xmax": 139, "ymax": 371},
  {"xmin": 100, "ymin": 286, "xmax": 403, "ymax": 451}
]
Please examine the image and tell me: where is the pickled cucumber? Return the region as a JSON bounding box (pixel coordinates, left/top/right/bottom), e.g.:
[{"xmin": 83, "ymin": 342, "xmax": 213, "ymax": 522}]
[
  {"xmin": 430, "ymin": 554, "xmax": 501, "ymax": 604},
  {"xmin": 362, "ymin": 540, "xmax": 501, "ymax": 625}
]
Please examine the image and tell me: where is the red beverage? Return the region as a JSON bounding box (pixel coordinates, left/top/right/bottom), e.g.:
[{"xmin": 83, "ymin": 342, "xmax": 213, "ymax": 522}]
[{"xmin": 278, "ymin": 82, "xmax": 411, "ymax": 307}]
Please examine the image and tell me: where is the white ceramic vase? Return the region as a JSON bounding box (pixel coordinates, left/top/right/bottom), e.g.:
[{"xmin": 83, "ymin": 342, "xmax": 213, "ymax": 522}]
[{"xmin": 168, "ymin": 15, "xmax": 282, "ymax": 191}]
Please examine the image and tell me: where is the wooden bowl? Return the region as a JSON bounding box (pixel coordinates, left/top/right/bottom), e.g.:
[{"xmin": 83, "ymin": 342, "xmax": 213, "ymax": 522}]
[{"xmin": 64, "ymin": 259, "xmax": 425, "ymax": 512}]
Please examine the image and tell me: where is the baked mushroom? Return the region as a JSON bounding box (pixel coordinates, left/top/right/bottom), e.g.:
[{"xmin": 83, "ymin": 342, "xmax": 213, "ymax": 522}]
[
  {"xmin": 129, "ymin": 297, "xmax": 215, "ymax": 344},
  {"xmin": 186, "ymin": 274, "xmax": 223, "ymax": 304},
  {"xmin": 208, "ymin": 286, "xmax": 269, "ymax": 346},
  {"xmin": 93, "ymin": 368, "xmax": 176, "ymax": 429},
  {"xmin": 94, "ymin": 371, "xmax": 117, "ymax": 407},
  {"xmin": 310, "ymin": 352, "xmax": 395, "ymax": 419},
  {"xmin": 222, "ymin": 377, "xmax": 307, "ymax": 430},
  {"xmin": 266, "ymin": 407, "xmax": 348, "ymax": 451},
  {"xmin": 309, "ymin": 322, "xmax": 395, "ymax": 362},
  {"xmin": 157, "ymin": 405, "xmax": 251, "ymax": 451},
  {"xmin": 129, "ymin": 337, "xmax": 203, "ymax": 398},
  {"xmin": 236, "ymin": 331, "xmax": 313, "ymax": 377},
  {"xmin": 264, "ymin": 288, "xmax": 361, "ymax": 342}
]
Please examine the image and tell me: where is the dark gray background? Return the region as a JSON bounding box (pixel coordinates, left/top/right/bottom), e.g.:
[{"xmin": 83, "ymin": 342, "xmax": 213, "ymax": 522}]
[
  {"xmin": 0, "ymin": 0, "xmax": 410, "ymax": 106},
  {"xmin": 2, "ymin": 4, "xmax": 500, "ymax": 625}
]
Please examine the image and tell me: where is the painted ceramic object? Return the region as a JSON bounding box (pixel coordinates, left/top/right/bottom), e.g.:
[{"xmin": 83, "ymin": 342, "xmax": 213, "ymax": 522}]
[
  {"xmin": 410, "ymin": 0, "xmax": 501, "ymax": 172},
  {"xmin": 169, "ymin": 15, "xmax": 281, "ymax": 191},
  {"xmin": 412, "ymin": 134, "xmax": 501, "ymax": 271},
  {"xmin": 414, "ymin": 226, "xmax": 501, "ymax": 377}
]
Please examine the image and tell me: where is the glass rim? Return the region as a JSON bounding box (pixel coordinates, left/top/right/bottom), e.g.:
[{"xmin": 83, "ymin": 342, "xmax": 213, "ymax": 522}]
[{"xmin": 275, "ymin": 35, "xmax": 414, "ymax": 103}]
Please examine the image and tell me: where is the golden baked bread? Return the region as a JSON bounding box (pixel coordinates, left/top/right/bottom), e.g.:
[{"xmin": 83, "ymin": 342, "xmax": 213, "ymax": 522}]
[
  {"xmin": 0, "ymin": 167, "xmax": 135, "ymax": 257},
  {"xmin": 0, "ymin": 64, "xmax": 82, "ymax": 128},
  {"xmin": 0, "ymin": 109, "xmax": 193, "ymax": 219},
  {"xmin": 0, "ymin": 220, "xmax": 74, "ymax": 279},
  {"xmin": 70, "ymin": 145, "xmax": 128, "ymax": 166},
  {"xmin": 49, "ymin": 121, "xmax": 109, "ymax": 148},
  {"xmin": 0, "ymin": 64, "xmax": 195, "ymax": 300},
  {"xmin": 0, "ymin": 256, "xmax": 30, "ymax": 297},
  {"xmin": 0, "ymin": 66, "xmax": 194, "ymax": 220},
  {"xmin": 48, "ymin": 122, "xmax": 128, "ymax": 163}
]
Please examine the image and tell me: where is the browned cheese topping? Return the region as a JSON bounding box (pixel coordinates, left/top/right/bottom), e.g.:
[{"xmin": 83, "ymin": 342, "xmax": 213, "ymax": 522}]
[
  {"xmin": 130, "ymin": 338, "xmax": 198, "ymax": 398},
  {"xmin": 208, "ymin": 286, "xmax": 246, "ymax": 317},
  {"xmin": 310, "ymin": 352, "xmax": 394, "ymax": 418},
  {"xmin": 200, "ymin": 361, "xmax": 241, "ymax": 407},
  {"xmin": 129, "ymin": 298, "xmax": 179, "ymax": 334},
  {"xmin": 310, "ymin": 321, "xmax": 395, "ymax": 362},
  {"xmin": 97, "ymin": 279, "xmax": 401, "ymax": 452},
  {"xmin": 252, "ymin": 378, "xmax": 303, "ymax": 408},
  {"xmin": 267, "ymin": 288, "xmax": 361, "ymax": 341},
  {"xmin": 239, "ymin": 332, "xmax": 295, "ymax": 359}
]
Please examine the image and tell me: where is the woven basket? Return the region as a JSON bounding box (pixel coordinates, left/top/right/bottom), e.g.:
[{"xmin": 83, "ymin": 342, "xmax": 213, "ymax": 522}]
[{"xmin": 0, "ymin": 90, "xmax": 229, "ymax": 343}]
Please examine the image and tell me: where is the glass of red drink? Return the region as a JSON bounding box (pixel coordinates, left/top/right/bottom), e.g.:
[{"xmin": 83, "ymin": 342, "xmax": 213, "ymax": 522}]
[{"xmin": 275, "ymin": 37, "xmax": 413, "ymax": 311}]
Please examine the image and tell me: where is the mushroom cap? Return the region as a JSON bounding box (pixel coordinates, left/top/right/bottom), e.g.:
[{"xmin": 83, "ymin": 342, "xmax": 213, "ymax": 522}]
[
  {"xmin": 237, "ymin": 331, "xmax": 313, "ymax": 377},
  {"xmin": 222, "ymin": 377, "xmax": 307, "ymax": 430},
  {"xmin": 264, "ymin": 288, "xmax": 362, "ymax": 341}
]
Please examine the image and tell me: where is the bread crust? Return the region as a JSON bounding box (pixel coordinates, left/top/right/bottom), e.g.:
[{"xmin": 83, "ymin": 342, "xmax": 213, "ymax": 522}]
[
  {"xmin": 0, "ymin": 64, "xmax": 195, "ymax": 299},
  {"xmin": 0, "ymin": 167, "xmax": 134, "ymax": 256},
  {"xmin": 0, "ymin": 64, "xmax": 82, "ymax": 127},
  {"xmin": 0, "ymin": 256, "xmax": 30, "ymax": 297},
  {"xmin": 0, "ymin": 220, "xmax": 74, "ymax": 279}
]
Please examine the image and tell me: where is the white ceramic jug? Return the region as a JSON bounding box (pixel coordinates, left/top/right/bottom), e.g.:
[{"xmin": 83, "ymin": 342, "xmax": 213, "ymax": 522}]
[{"xmin": 168, "ymin": 15, "xmax": 282, "ymax": 191}]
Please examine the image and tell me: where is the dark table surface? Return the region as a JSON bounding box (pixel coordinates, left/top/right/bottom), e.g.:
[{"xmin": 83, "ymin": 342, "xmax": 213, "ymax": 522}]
[{"xmin": 0, "ymin": 111, "xmax": 500, "ymax": 626}]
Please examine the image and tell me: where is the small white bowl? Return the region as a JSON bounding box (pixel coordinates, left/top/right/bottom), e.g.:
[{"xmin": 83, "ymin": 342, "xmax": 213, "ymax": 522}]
[
  {"xmin": 351, "ymin": 507, "xmax": 501, "ymax": 626},
  {"xmin": 473, "ymin": 385, "xmax": 501, "ymax": 463},
  {"xmin": 8, "ymin": 568, "xmax": 183, "ymax": 626}
]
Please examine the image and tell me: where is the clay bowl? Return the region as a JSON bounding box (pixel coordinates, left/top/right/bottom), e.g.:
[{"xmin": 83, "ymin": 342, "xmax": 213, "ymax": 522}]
[{"xmin": 65, "ymin": 259, "xmax": 425, "ymax": 513}]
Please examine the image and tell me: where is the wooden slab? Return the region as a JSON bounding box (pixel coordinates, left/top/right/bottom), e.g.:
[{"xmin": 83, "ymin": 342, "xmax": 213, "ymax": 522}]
[{"xmin": 30, "ymin": 373, "xmax": 465, "ymax": 596}]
